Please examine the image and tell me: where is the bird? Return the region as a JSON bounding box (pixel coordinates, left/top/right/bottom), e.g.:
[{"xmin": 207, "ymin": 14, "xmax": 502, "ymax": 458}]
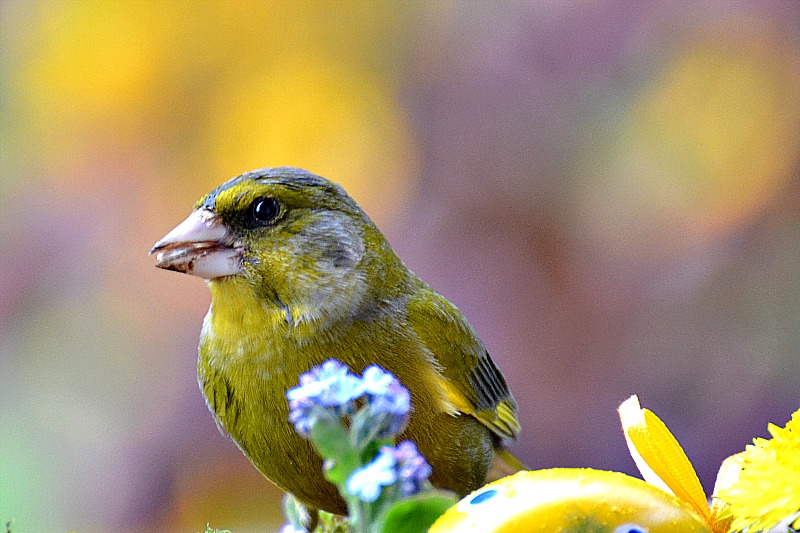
[{"xmin": 150, "ymin": 167, "xmax": 522, "ymax": 517}]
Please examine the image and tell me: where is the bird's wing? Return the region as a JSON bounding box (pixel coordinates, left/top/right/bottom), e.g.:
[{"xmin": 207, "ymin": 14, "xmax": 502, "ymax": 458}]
[{"xmin": 407, "ymin": 287, "xmax": 520, "ymax": 441}]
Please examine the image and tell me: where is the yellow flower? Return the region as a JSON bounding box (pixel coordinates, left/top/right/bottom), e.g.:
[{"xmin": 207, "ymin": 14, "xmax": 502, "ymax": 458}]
[
  {"xmin": 714, "ymin": 410, "xmax": 800, "ymax": 532},
  {"xmin": 620, "ymin": 395, "xmax": 800, "ymax": 533},
  {"xmin": 431, "ymin": 396, "xmax": 798, "ymax": 533}
]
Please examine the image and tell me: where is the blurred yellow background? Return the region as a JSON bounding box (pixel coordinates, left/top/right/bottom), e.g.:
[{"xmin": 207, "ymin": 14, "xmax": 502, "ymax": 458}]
[{"xmin": 1, "ymin": 2, "xmax": 798, "ymax": 532}]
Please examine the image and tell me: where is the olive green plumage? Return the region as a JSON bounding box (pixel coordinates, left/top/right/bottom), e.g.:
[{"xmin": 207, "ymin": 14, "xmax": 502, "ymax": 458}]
[{"xmin": 154, "ymin": 167, "xmax": 521, "ymax": 515}]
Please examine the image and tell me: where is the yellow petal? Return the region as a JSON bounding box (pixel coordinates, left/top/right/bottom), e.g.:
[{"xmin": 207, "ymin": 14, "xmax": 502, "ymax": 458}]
[
  {"xmin": 709, "ymin": 452, "xmax": 744, "ymax": 531},
  {"xmin": 618, "ymin": 395, "xmax": 711, "ymax": 522}
]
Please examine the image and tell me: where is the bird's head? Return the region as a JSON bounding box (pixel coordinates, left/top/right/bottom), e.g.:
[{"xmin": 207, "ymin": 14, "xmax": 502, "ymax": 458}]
[{"xmin": 151, "ymin": 167, "xmax": 397, "ymax": 325}]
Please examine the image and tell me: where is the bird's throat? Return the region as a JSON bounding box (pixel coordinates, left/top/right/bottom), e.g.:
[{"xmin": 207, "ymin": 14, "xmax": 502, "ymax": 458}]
[
  {"xmin": 204, "ymin": 276, "xmax": 337, "ymax": 354},
  {"xmin": 205, "ymin": 278, "xmax": 289, "ymax": 351}
]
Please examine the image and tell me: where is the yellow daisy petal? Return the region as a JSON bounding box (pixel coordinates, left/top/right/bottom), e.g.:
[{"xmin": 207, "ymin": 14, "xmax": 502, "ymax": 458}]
[{"xmin": 618, "ymin": 396, "xmax": 711, "ymax": 523}]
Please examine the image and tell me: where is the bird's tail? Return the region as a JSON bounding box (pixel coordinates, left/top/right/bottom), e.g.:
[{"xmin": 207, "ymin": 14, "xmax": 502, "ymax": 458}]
[{"xmin": 487, "ymin": 445, "xmax": 527, "ymax": 482}]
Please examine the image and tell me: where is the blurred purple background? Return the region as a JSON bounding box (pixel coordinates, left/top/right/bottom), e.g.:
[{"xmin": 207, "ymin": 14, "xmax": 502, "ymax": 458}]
[{"xmin": 1, "ymin": 2, "xmax": 799, "ymax": 531}]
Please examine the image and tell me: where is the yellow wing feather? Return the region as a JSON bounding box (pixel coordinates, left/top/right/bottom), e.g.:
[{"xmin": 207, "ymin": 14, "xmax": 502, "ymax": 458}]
[{"xmin": 408, "ymin": 286, "xmax": 521, "ymax": 442}]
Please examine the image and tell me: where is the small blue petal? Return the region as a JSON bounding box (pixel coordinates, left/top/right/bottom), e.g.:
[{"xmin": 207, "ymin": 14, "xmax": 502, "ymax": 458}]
[
  {"xmin": 385, "ymin": 441, "xmax": 432, "ymax": 496},
  {"xmin": 345, "ymin": 449, "xmax": 398, "ymax": 503},
  {"xmin": 287, "ymin": 360, "xmax": 367, "ymax": 435},
  {"xmin": 287, "ymin": 359, "xmax": 363, "ymax": 408},
  {"xmin": 360, "ymin": 365, "xmax": 395, "ymax": 394},
  {"xmin": 469, "ymin": 489, "xmax": 497, "ymax": 505},
  {"xmin": 614, "ymin": 526, "xmax": 648, "ymax": 533}
]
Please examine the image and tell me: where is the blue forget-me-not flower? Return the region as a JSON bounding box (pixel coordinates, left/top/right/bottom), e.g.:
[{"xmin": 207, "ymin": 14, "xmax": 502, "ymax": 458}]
[
  {"xmin": 287, "ymin": 359, "xmax": 364, "ymax": 436},
  {"xmin": 389, "ymin": 441, "xmax": 432, "ymax": 497},
  {"xmin": 286, "ymin": 359, "xmax": 433, "ymax": 507},
  {"xmin": 345, "ymin": 447, "xmax": 399, "ymax": 503}
]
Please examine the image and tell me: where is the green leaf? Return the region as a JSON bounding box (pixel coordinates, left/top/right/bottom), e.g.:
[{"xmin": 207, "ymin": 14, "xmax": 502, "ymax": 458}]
[
  {"xmin": 307, "ymin": 416, "xmax": 359, "ymax": 486},
  {"xmin": 376, "ymin": 490, "xmax": 458, "ymax": 533},
  {"xmin": 309, "ymin": 416, "xmax": 351, "ymax": 459},
  {"xmin": 318, "ymin": 511, "xmax": 354, "ymax": 533},
  {"xmin": 358, "ymin": 438, "xmax": 393, "ymax": 465},
  {"xmin": 349, "ymin": 408, "xmax": 388, "ymax": 450}
]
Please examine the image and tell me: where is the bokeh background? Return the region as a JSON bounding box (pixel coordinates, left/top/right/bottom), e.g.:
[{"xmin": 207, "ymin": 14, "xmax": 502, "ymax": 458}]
[{"xmin": 2, "ymin": 1, "xmax": 799, "ymax": 531}]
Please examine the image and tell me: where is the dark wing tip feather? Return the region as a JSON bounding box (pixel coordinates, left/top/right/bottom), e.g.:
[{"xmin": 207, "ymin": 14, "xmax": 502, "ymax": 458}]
[{"xmin": 469, "ymin": 351, "xmax": 521, "ymax": 440}]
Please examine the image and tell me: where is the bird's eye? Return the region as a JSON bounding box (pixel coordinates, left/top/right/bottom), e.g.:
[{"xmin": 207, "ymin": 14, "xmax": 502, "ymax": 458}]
[{"xmin": 248, "ymin": 197, "xmax": 280, "ymax": 227}]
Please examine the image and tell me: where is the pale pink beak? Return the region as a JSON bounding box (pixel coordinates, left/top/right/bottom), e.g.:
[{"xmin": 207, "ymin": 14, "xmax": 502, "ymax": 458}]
[{"xmin": 150, "ymin": 209, "xmax": 244, "ymax": 279}]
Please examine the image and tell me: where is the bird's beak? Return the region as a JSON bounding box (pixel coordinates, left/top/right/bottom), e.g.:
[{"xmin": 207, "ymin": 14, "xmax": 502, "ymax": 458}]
[{"xmin": 150, "ymin": 209, "xmax": 244, "ymax": 279}]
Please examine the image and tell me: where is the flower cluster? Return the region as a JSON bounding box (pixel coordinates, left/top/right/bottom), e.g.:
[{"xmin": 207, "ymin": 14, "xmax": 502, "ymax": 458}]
[
  {"xmin": 284, "ymin": 359, "xmax": 437, "ymax": 533},
  {"xmin": 391, "ymin": 441, "xmax": 433, "ymax": 497},
  {"xmin": 287, "ymin": 359, "xmax": 364, "ymax": 436},
  {"xmin": 287, "ymin": 360, "xmax": 412, "ymax": 440},
  {"xmin": 345, "ymin": 447, "xmax": 398, "ymax": 503},
  {"xmin": 345, "ymin": 441, "xmax": 432, "ymax": 503}
]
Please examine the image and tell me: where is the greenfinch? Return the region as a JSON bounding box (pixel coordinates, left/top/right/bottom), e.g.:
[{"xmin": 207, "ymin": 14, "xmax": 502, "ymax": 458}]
[{"xmin": 151, "ymin": 167, "xmax": 522, "ymax": 515}]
